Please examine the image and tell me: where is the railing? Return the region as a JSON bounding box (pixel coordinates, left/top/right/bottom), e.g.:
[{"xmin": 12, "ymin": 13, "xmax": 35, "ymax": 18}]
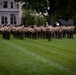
[{"xmin": 0, "ymin": 8, "xmax": 20, "ymax": 12}]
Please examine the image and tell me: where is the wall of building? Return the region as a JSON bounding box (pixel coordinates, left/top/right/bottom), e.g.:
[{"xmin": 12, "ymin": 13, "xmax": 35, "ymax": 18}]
[{"xmin": 0, "ymin": 0, "xmax": 22, "ymax": 25}]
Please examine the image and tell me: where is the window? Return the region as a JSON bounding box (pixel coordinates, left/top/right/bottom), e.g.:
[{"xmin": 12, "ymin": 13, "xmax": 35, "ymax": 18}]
[
  {"xmin": 1, "ymin": 16, "xmax": 8, "ymax": 24},
  {"xmin": 17, "ymin": 4, "xmax": 19, "ymax": 8},
  {"xmin": 3, "ymin": 1, "xmax": 8, "ymax": 8},
  {"xmin": 10, "ymin": 14, "xmax": 17, "ymax": 25},
  {"xmin": 0, "ymin": 2, "xmax": 2, "ymax": 5},
  {"xmin": 11, "ymin": 1, "xmax": 13, "ymax": 8}
]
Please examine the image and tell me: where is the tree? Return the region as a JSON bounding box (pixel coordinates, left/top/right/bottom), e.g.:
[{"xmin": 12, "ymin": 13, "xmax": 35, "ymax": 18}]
[
  {"xmin": 22, "ymin": 9, "xmax": 46, "ymax": 26},
  {"xmin": 35, "ymin": 15, "xmax": 47, "ymax": 26},
  {"xmin": 15, "ymin": 0, "xmax": 76, "ymax": 25},
  {"xmin": 22, "ymin": 9, "xmax": 36, "ymax": 26}
]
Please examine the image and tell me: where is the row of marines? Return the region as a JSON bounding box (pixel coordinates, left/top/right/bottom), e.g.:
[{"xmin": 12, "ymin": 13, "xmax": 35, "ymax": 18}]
[{"xmin": 0, "ymin": 25, "xmax": 75, "ymax": 41}]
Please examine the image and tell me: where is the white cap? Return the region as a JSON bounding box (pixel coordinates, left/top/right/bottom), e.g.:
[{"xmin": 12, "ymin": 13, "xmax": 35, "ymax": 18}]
[{"xmin": 56, "ymin": 22, "xmax": 59, "ymax": 26}]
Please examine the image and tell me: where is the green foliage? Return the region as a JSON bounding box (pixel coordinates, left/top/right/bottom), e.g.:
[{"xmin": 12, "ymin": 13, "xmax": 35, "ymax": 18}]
[
  {"xmin": 36, "ymin": 16, "xmax": 46, "ymax": 26},
  {"xmin": 15, "ymin": 0, "xmax": 76, "ymax": 25},
  {"xmin": 74, "ymin": 26, "xmax": 76, "ymax": 34},
  {"xmin": 22, "ymin": 9, "xmax": 46, "ymax": 26},
  {"xmin": 22, "ymin": 10, "xmax": 35, "ymax": 26}
]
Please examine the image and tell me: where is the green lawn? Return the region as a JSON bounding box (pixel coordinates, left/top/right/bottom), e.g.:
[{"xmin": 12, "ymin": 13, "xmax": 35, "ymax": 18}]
[{"xmin": 0, "ymin": 34, "xmax": 76, "ymax": 75}]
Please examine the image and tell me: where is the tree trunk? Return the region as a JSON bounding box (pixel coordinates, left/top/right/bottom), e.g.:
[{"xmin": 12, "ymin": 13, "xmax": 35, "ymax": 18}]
[
  {"xmin": 48, "ymin": 13, "xmax": 54, "ymax": 25},
  {"xmin": 48, "ymin": 0, "xmax": 55, "ymax": 26}
]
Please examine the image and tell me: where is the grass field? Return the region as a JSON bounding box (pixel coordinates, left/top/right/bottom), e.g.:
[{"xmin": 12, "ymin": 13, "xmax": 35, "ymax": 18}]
[{"xmin": 0, "ymin": 34, "xmax": 76, "ymax": 75}]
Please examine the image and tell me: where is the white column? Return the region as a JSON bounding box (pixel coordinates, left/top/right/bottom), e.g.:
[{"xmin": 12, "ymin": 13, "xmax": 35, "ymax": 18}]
[
  {"xmin": 8, "ymin": 14, "xmax": 10, "ymax": 25},
  {"xmin": 8, "ymin": 0, "xmax": 10, "ymax": 9},
  {"xmin": 0, "ymin": 14, "xmax": 1, "ymax": 25},
  {"xmin": 14, "ymin": 1, "xmax": 16, "ymax": 9},
  {"xmin": 19, "ymin": 18, "xmax": 21, "ymax": 25},
  {"xmin": 16, "ymin": 13, "xmax": 19, "ymax": 25},
  {"xmin": 14, "ymin": 1, "xmax": 17, "ymax": 9}
]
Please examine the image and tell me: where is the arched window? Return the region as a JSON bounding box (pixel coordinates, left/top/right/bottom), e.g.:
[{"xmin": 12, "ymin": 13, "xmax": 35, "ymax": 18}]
[
  {"xmin": 1, "ymin": 16, "xmax": 8, "ymax": 24},
  {"xmin": 10, "ymin": 14, "xmax": 17, "ymax": 25}
]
